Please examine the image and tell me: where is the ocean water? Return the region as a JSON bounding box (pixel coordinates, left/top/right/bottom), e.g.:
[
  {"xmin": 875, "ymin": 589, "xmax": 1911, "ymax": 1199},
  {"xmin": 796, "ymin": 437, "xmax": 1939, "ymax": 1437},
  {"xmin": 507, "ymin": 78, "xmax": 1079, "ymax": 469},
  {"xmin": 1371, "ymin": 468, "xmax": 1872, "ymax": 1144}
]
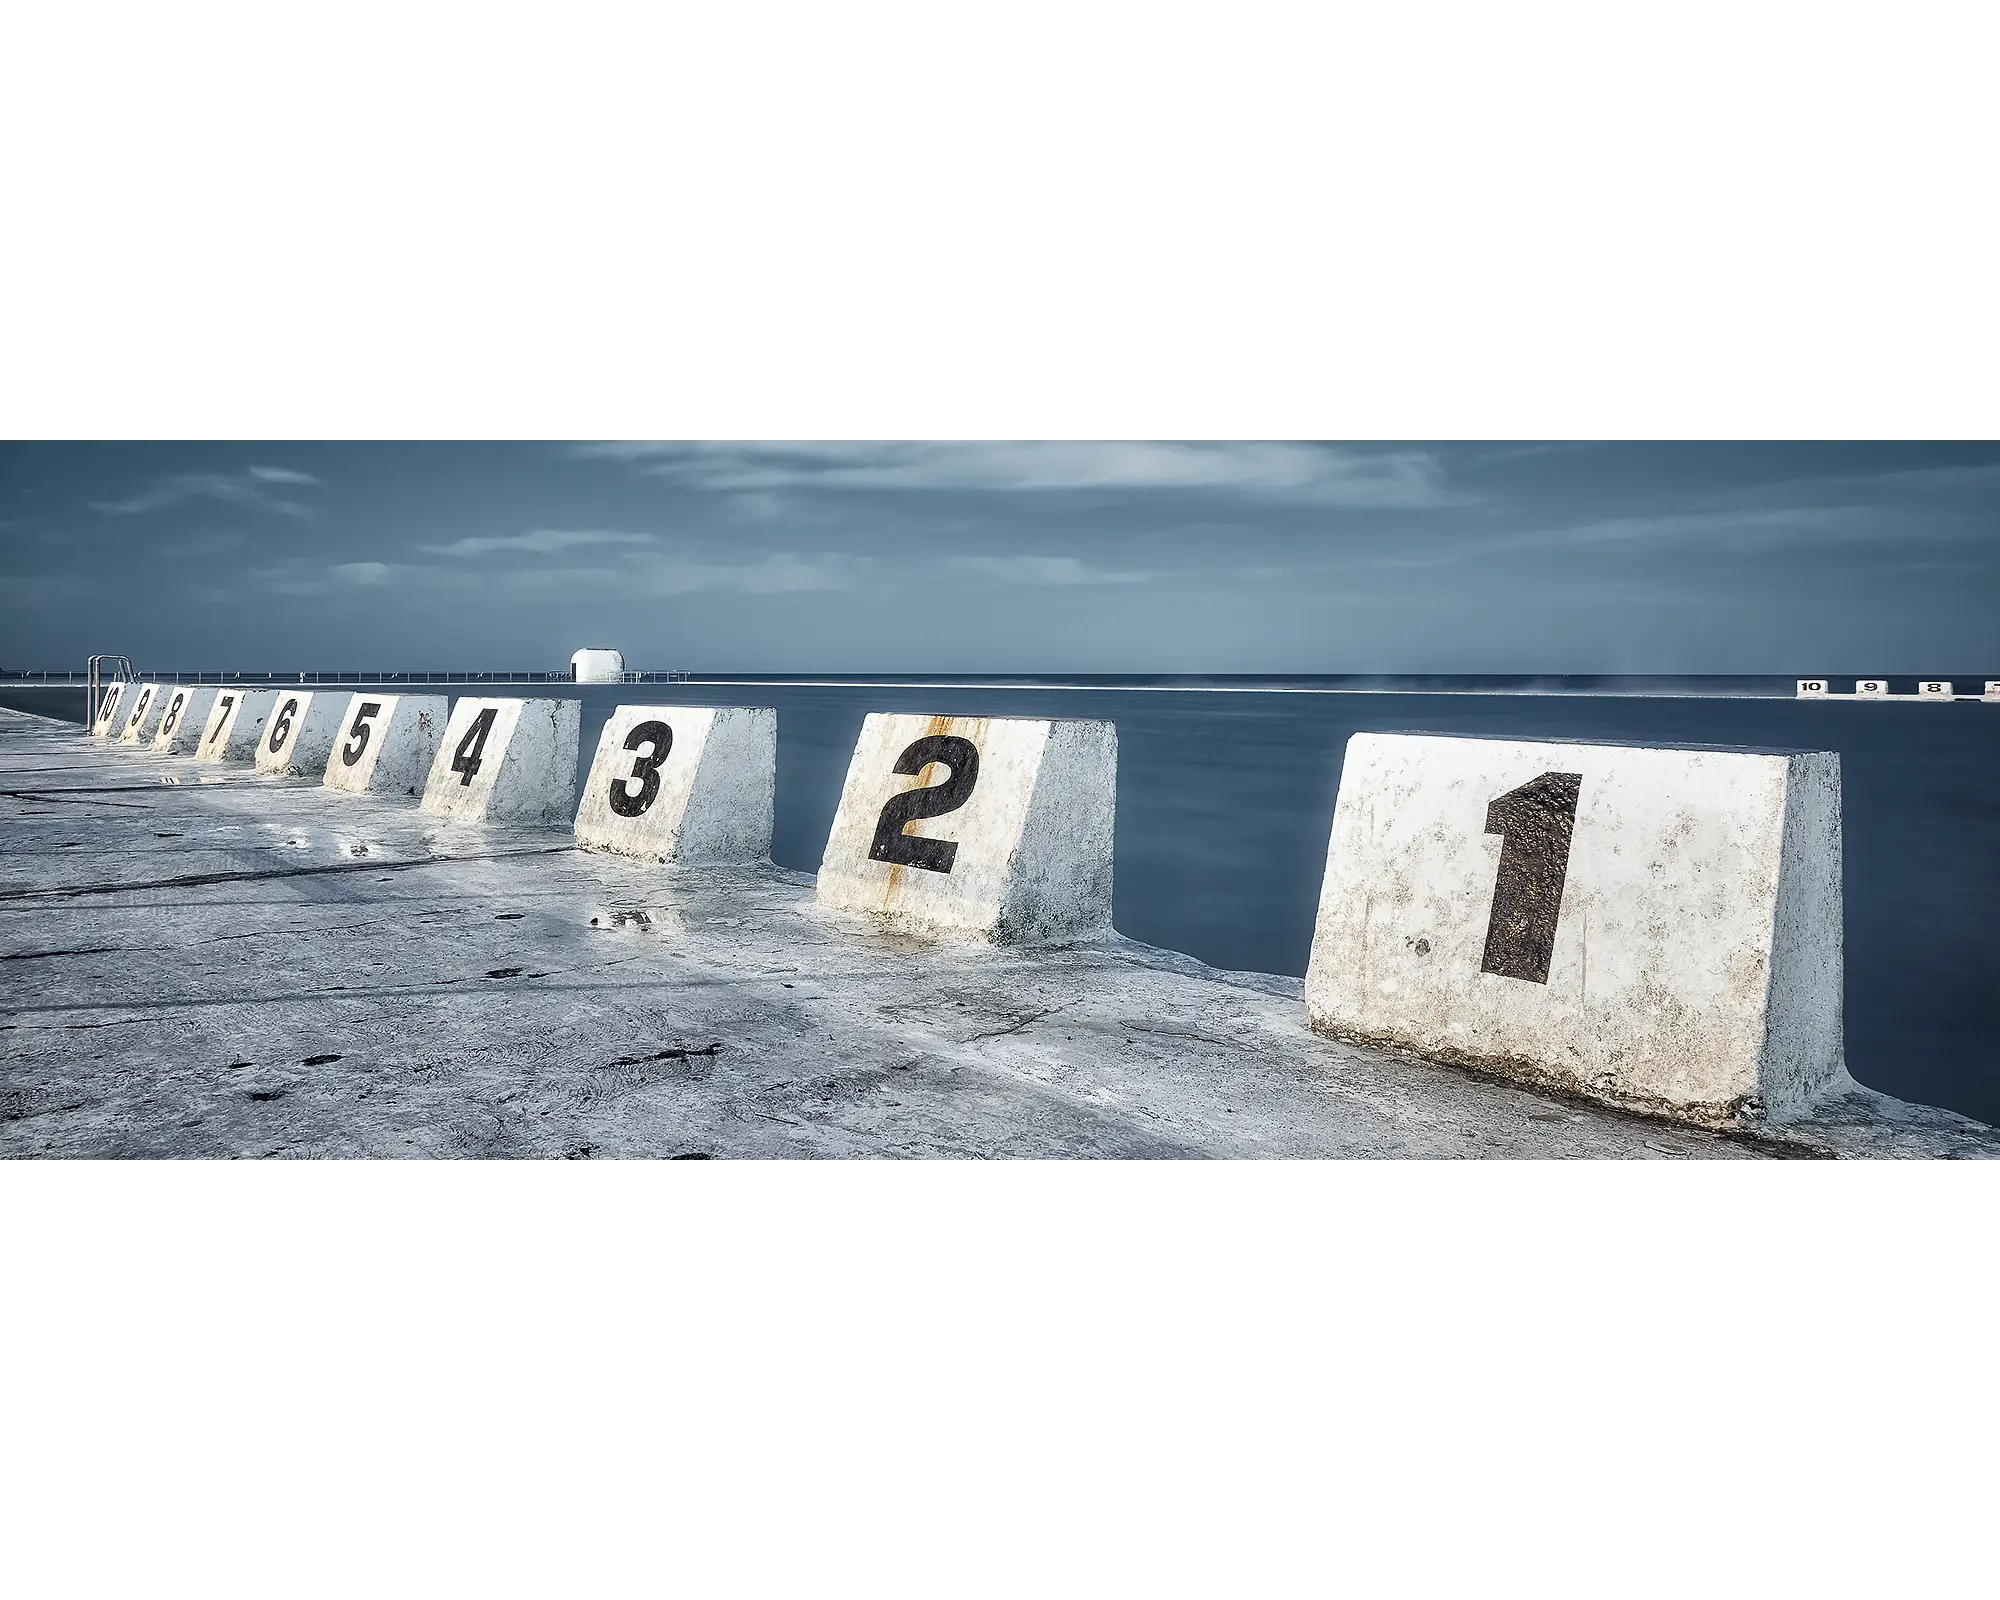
[{"xmin": 8, "ymin": 676, "xmax": 1996, "ymax": 1127}]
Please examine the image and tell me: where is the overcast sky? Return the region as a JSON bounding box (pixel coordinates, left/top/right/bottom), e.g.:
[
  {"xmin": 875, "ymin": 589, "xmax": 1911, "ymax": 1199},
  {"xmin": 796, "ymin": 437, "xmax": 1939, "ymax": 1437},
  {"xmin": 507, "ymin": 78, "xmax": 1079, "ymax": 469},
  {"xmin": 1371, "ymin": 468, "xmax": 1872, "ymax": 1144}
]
[{"xmin": 4, "ymin": 441, "xmax": 1996, "ymax": 674}]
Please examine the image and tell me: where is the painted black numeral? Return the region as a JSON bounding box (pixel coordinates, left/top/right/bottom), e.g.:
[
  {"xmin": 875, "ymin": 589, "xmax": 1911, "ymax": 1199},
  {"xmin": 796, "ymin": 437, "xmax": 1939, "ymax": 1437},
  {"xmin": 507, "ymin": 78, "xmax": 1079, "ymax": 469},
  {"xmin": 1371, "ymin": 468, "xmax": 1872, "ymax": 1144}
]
[
  {"xmin": 342, "ymin": 702, "xmax": 383, "ymax": 767},
  {"xmin": 159, "ymin": 692, "xmax": 185, "ymax": 739},
  {"xmin": 452, "ymin": 708, "xmax": 497, "ymax": 785},
  {"xmin": 1480, "ymin": 771, "xmax": 1582, "ymax": 985},
  {"xmin": 209, "ymin": 695, "xmax": 235, "ymax": 743},
  {"xmin": 269, "ymin": 697, "xmax": 299, "ymax": 753},
  {"xmin": 608, "ymin": 720, "xmax": 673, "ymax": 818},
  {"xmin": 868, "ymin": 734, "xmax": 980, "ymax": 875},
  {"xmin": 98, "ymin": 687, "xmax": 122, "ymax": 728},
  {"xmin": 127, "ymin": 688, "xmax": 152, "ymax": 729}
]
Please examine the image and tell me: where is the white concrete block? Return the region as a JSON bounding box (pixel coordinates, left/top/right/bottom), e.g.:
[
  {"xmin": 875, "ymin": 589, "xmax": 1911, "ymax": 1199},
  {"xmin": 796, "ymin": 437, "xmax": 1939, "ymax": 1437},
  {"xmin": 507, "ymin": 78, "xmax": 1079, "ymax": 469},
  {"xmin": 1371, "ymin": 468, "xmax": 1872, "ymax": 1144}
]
[
  {"xmin": 149, "ymin": 685, "xmax": 219, "ymax": 755},
  {"xmin": 574, "ymin": 705, "xmax": 776, "ymax": 864},
  {"xmin": 815, "ymin": 712, "xmax": 1116, "ymax": 945},
  {"xmin": 1303, "ymin": 732, "xmax": 1848, "ymax": 1127},
  {"xmin": 322, "ymin": 694, "xmax": 449, "ymax": 798},
  {"xmin": 1853, "ymin": 678, "xmax": 1889, "ymax": 699},
  {"xmin": 1916, "ymin": 680, "xmax": 1953, "ymax": 701},
  {"xmin": 194, "ymin": 689, "xmax": 278, "ymax": 764},
  {"xmin": 419, "ymin": 697, "xmax": 580, "ymax": 826},
  {"xmin": 1985, "ymin": 681, "xmax": 2000, "ymax": 701},
  {"xmin": 115, "ymin": 683, "xmax": 168, "ymax": 744},
  {"xmin": 253, "ymin": 691, "xmax": 349, "ymax": 777},
  {"xmin": 1795, "ymin": 679, "xmax": 1828, "ymax": 698},
  {"xmin": 90, "ymin": 682, "xmax": 131, "ymax": 739}
]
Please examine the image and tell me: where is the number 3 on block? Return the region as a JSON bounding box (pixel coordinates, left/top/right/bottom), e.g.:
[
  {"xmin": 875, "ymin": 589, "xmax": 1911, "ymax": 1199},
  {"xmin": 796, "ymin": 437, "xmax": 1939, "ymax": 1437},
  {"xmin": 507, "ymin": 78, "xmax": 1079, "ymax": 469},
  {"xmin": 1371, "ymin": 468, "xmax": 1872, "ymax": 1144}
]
[
  {"xmin": 573, "ymin": 706, "xmax": 776, "ymax": 864},
  {"xmin": 419, "ymin": 698, "xmax": 580, "ymax": 825}
]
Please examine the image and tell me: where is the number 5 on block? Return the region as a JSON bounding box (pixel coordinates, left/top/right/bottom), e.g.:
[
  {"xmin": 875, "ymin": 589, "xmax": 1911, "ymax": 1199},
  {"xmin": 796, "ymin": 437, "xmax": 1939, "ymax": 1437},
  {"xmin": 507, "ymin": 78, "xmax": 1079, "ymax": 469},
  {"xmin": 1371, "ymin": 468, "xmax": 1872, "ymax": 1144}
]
[
  {"xmin": 815, "ymin": 712, "xmax": 1116, "ymax": 945},
  {"xmin": 1303, "ymin": 731, "xmax": 1848, "ymax": 1127},
  {"xmin": 573, "ymin": 705, "xmax": 776, "ymax": 864},
  {"xmin": 420, "ymin": 698, "xmax": 580, "ymax": 825}
]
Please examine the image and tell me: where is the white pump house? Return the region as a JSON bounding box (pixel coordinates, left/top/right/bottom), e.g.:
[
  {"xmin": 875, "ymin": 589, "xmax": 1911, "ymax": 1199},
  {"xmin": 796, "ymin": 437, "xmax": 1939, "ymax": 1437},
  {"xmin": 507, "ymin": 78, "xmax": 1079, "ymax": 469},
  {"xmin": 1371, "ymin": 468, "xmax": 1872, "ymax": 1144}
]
[{"xmin": 570, "ymin": 648, "xmax": 625, "ymax": 683}]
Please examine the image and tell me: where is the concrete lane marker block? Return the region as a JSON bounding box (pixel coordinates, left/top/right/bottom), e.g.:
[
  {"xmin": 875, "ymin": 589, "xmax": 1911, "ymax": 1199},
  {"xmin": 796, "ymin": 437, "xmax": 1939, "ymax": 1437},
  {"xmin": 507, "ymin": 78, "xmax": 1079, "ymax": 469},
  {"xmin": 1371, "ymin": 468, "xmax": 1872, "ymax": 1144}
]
[
  {"xmin": 1916, "ymin": 680, "xmax": 1953, "ymax": 701},
  {"xmin": 1853, "ymin": 678, "xmax": 1889, "ymax": 699},
  {"xmin": 419, "ymin": 697, "xmax": 580, "ymax": 825},
  {"xmin": 194, "ymin": 689, "xmax": 278, "ymax": 764},
  {"xmin": 1986, "ymin": 681, "xmax": 2000, "ymax": 702},
  {"xmin": 1795, "ymin": 679, "xmax": 1828, "ymax": 699},
  {"xmin": 1303, "ymin": 732, "xmax": 1848, "ymax": 1128},
  {"xmin": 323, "ymin": 694, "xmax": 449, "ymax": 798},
  {"xmin": 115, "ymin": 683, "xmax": 168, "ymax": 744},
  {"xmin": 90, "ymin": 681, "xmax": 131, "ymax": 739},
  {"xmin": 575, "ymin": 705, "xmax": 776, "ymax": 864},
  {"xmin": 253, "ymin": 690, "xmax": 349, "ymax": 777},
  {"xmin": 815, "ymin": 712, "xmax": 1116, "ymax": 944},
  {"xmin": 149, "ymin": 685, "xmax": 219, "ymax": 755}
]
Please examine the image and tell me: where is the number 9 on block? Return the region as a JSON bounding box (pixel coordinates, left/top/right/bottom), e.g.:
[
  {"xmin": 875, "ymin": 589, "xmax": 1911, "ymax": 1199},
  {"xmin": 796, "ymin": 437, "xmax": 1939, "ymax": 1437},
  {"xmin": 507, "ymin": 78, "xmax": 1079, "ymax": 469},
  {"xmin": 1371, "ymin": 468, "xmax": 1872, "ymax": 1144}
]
[
  {"xmin": 1303, "ymin": 731, "xmax": 1848, "ymax": 1127},
  {"xmin": 574, "ymin": 705, "xmax": 776, "ymax": 864},
  {"xmin": 420, "ymin": 698, "xmax": 580, "ymax": 825},
  {"xmin": 815, "ymin": 712, "xmax": 1116, "ymax": 944}
]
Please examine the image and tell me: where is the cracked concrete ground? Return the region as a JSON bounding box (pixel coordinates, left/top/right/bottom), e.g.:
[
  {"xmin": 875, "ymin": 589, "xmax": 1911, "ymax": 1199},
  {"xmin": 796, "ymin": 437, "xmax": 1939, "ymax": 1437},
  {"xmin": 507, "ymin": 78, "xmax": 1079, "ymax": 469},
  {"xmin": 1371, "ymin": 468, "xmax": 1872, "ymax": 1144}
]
[{"xmin": 3, "ymin": 708, "xmax": 1995, "ymax": 1159}]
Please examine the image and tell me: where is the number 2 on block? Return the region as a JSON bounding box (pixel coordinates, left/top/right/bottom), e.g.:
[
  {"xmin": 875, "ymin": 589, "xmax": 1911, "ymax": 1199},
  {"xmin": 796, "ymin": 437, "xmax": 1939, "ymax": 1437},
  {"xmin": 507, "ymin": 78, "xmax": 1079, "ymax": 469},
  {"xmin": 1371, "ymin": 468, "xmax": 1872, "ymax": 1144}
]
[
  {"xmin": 451, "ymin": 708, "xmax": 497, "ymax": 785},
  {"xmin": 1480, "ymin": 771, "xmax": 1581, "ymax": 985}
]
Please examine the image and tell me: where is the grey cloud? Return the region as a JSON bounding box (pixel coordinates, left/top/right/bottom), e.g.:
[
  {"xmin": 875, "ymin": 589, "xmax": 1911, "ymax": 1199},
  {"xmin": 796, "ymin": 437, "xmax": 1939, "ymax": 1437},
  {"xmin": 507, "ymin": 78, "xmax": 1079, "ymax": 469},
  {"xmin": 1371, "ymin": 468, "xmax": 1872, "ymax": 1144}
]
[
  {"xmin": 941, "ymin": 555, "xmax": 1155, "ymax": 586},
  {"xmin": 574, "ymin": 442, "xmax": 1467, "ymax": 509},
  {"xmin": 421, "ymin": 528, "xmax": 658, "ymax": 558},
  {"xmin": 92, "ymin": 468, "xmax": 321, "ymax": 518}
]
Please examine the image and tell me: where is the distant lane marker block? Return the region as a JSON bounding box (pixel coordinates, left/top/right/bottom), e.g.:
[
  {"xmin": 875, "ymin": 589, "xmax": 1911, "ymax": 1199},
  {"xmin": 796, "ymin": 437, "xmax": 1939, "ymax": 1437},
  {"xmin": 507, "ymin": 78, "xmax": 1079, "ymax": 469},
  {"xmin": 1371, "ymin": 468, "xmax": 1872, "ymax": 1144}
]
[
  {"xmin": 1986, "ymin": 681, "xmax": 2000, "ymax": 702},
  {"xmin": 90, "ymin": 682, "xmax": 131, "ymax": 739},
  {"xmin": 115, "ymin": 683, "xmax": 168, "ymax": 745},
  {"xmin": 1303, "ymin": 732, "xmax": 1847, "ymax": 1128},
  {"xmin": 815, "ymin": 712, "xmax": 1116, "ymax": 944},
  {"xmin": 1853, "ymin": 678, "xmax": 1889, "ymax": 699},
  {"xmin": 253, "ymin": 691, "xmax": 349, "ymax": 777},
  {"xmin": 1795, "ymin": 679, "xmax": 1827, "ymax": 699},
  {"xmin": 194, "ymin": 689, "xmax": 278, "ymax": 764},
  {"xmin": 575, "ymin": 705, "xmax": 776, "ymax": 864},
  {"xmin": 420, "ymin": 698, "xmax": 580, "ymax": 825},
  {"xmin": 149, "ymin": 685, "xmax": 219, "ymax": 755},
  {"xmin": 323, "ymin": 694, "xmax": 449, "ymax": 798},
  {"xmin": 1916, "ymin": 680, "xmax": 1953, "ymax": 701}
]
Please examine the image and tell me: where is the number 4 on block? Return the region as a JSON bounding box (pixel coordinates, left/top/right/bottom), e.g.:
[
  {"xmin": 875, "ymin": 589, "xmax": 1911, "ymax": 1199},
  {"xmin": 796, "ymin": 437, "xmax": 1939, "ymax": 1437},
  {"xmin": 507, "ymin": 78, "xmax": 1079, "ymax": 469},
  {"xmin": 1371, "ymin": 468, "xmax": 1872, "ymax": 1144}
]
[{"xmin": 419, "ymin": 698, "xmax": 580, "ymax": 826}]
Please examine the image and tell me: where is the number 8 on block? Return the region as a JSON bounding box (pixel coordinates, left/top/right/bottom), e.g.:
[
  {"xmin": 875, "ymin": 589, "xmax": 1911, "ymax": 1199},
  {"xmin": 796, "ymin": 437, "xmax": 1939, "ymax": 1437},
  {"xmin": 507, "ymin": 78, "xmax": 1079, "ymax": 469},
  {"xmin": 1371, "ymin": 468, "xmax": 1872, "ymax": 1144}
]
[
  {"xmin": 1302, "ymin": 731, "xmax": 1849, "ymax": 1127},
  {"xmin": 815, "ymin": 712, "xmax": 1116, "ymax": 945},
  {"xmin": 419, "ymin": 698, "xmax": 580, "ymax": 825},
  {"xmin": 574, "ymin": 705, "xmax": 777, "ymax": 864}
]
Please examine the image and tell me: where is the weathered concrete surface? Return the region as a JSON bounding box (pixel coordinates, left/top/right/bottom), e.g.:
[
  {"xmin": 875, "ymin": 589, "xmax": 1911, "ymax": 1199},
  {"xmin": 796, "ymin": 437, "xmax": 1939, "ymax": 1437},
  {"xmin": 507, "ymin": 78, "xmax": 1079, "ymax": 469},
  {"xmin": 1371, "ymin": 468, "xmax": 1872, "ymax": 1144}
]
[
  {"xmin": 149, "ymin": 685, "xmax": 219, "ymax": 755},
  {"xmin": 421, "ymin": 698, "xmax": 580, "ymax": 826},
  {"xmin": 817, "ymin": 713, "xmax": 1117, "ymax": 945},
  {"xmin": 1306, "ymin": 734, "xmax": 1848, "ymax": 1130},
  {"xmin": 253, "ymin": 690, "xmax": 348, "ymax": 778},
  {"xmin": 195, "ymin": 688, "xmax": 277, "ymax": 763},
  {"xmin": 3, "ymin": 709, "xmax": 1993, "ymax": 1159},
  {"xmin": 575, "ymin": 704, "xmax": 776, "ymax": 865},
  {"xmin": 322, "ymin": 693, "xmax": 447, "ymax": 799}
]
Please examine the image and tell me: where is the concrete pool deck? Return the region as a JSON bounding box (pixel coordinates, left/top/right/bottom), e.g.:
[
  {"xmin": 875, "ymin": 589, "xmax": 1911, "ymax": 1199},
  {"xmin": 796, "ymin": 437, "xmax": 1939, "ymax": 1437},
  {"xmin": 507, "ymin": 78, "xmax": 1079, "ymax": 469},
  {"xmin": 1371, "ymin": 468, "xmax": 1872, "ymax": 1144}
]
[{"xmin": 2, "ymin": 707, "xmax": 1994, "ymax": 1159}]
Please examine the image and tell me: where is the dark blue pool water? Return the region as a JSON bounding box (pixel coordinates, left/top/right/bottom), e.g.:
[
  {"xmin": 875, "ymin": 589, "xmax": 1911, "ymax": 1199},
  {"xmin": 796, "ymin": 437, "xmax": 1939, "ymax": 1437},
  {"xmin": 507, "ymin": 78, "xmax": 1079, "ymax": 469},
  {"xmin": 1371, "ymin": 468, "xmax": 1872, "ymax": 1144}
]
[{"xmin": 9, "ymin": 677, "xmax": 1995, "ymax": 1126}]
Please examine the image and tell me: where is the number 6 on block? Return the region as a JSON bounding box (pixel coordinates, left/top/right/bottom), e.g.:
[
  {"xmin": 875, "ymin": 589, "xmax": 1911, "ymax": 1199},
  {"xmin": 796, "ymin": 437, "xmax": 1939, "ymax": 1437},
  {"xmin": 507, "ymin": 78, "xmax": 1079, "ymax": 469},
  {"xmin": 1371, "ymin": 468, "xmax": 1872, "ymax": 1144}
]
[
  {"xmin": 574, "ymin": 705, "xmax": 777, "ymax": 864},
  {"xmin": 1302, "ymin": 732, "xmax": 1849, "ymax": 1128},
  {"xmin": 814, "ymin": 712, "xmax": 1116, "ymax": 944},
  {"xmin": 419, "ymin": 698, "xmax": 580, "ymax": 825}
]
